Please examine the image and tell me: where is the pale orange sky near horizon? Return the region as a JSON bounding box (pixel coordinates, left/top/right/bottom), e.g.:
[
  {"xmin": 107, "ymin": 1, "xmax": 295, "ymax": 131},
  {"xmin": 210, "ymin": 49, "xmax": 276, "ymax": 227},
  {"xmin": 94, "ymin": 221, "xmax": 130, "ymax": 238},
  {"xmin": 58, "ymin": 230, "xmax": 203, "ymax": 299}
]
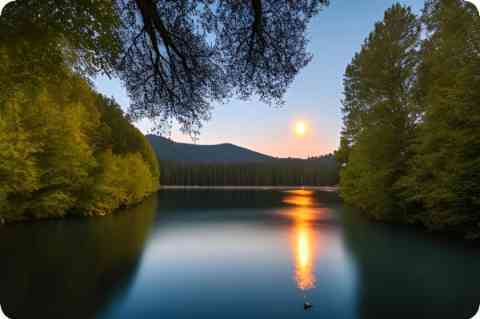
[{"xmin": 135, "ymin": 108, "xmax": 335, "ymax": 159}]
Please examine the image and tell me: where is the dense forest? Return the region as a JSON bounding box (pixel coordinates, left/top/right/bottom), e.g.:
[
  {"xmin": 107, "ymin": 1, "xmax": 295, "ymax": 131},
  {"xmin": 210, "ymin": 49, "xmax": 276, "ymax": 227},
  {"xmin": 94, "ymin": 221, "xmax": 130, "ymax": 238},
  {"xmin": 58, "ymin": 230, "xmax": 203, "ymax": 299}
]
[
  {"xmin": 0, "ymin": 14, "xmax": 159, "ymax": 222},
  {"xmin": 159, "ymin": 155, "xmax": 339, "ymax": 186},
  {"xmin": 337, "ymin": 0, "xmax": 480, "ymax": 238}
]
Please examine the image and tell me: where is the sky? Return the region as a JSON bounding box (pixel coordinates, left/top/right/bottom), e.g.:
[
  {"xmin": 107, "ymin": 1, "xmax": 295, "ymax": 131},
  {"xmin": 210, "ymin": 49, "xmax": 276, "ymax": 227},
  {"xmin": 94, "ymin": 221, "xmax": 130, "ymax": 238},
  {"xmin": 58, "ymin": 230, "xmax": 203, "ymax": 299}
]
[{"xmin": 94, "ymin": 0, "xmax": 425, "ymax": 159}]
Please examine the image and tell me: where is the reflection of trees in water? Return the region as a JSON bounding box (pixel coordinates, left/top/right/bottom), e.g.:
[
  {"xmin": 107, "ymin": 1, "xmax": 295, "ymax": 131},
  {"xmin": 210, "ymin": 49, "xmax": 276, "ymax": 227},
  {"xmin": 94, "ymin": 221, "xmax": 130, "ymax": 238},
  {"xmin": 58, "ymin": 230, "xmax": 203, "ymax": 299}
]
[
  {"xmin": 0, "ymin": 195, "xmax": 157, "ymax": 319},
  {"xmin": 341, "ymin": 209, "xmax": 480, "ymax": 319},
  {"xmin": 156, "ymin": 189, "xmax": 289, "ymax": 210},
  {"xmin": 154, "ymin": 189, "xmax": 340, "ymax": 217}
]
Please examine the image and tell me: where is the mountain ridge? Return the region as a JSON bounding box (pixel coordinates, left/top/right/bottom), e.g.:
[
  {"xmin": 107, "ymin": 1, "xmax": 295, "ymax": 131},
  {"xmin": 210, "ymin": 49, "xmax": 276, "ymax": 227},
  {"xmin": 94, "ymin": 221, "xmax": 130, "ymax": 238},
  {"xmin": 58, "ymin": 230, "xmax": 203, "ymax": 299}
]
[{"xmin": 146, "ymin": 135, "xmax": 275, "ymax": 163}]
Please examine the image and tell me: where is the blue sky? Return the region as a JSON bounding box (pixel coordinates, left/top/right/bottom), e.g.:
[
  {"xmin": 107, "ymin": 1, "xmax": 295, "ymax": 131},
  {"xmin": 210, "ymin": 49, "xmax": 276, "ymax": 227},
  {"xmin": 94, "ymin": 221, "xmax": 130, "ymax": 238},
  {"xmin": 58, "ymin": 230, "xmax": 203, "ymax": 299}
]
[{"xmin": 94, "ymin": 0, "xmax": 425, "ymax": 158}]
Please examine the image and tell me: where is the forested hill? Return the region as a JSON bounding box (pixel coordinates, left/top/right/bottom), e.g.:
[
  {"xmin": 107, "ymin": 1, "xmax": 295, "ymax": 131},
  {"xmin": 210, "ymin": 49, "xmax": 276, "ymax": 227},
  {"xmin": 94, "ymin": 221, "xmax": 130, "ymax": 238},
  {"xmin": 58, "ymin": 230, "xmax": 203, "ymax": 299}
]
[
  {"xmin": 147, "ymin": 136, "xmax": 339, "ymax": 186},
  {"xmin": 146, "ymin": 135, "xmax": 274, "ymax": 163}
]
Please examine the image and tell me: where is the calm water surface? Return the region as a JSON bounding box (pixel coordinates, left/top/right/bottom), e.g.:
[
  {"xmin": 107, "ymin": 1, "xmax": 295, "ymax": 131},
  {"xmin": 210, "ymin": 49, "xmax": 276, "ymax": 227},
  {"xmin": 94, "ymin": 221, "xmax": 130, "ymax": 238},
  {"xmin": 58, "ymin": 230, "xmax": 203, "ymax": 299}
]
[{"xmin": 0, "ymin": 189, "xmax": 479, "ymax": 319}]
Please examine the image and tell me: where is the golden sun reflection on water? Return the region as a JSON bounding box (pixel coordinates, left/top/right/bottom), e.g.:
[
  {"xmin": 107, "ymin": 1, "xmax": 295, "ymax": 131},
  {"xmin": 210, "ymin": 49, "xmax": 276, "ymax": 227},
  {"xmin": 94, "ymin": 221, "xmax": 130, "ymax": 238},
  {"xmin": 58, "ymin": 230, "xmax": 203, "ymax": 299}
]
[
  {"xmin": 281, "ymin": 189, "xmax": 329, "ymax": 292},
  {"xmin": 294, "ymin": 222, "xmax": 316, "ymax": 290},
  {"xmin": 282, "ymin": 190, "xmax": 314, "ymax": 207}
]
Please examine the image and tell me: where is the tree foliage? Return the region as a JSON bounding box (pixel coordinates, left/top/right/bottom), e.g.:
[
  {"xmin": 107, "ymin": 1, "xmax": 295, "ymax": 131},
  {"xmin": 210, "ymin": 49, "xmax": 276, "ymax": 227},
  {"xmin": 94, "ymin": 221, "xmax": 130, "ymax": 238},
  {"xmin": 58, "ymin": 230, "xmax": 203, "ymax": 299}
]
[
  {"xmin": 0, "ymin": 30, "xmax": 159, "ymax": 222},
  {"xmin": 338, "ymin": 1, "xmax": 480, "ymax": 237},
  {"xmin": 400, "ymin": 0, "xmax": 480, "ymax": 236},
  {"xmin": 338, "ymin": 4, "xmax": 420, "ymax": 220},
  {"xmin": 0, "ymin": 0, "xmax": 121, "ymax": 78},
  {"xmin": 1, "ymin": 0, "xmax": 328, "ymax": 134}
]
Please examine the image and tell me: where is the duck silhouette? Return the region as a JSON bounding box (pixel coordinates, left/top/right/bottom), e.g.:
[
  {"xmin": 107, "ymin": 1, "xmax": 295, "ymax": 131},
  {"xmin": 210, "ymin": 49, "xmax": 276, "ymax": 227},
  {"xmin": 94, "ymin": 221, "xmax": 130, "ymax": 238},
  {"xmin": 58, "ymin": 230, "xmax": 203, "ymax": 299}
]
[{"xmin": 303, "ymin": 302, "xmax": 313, "ymax": 310}]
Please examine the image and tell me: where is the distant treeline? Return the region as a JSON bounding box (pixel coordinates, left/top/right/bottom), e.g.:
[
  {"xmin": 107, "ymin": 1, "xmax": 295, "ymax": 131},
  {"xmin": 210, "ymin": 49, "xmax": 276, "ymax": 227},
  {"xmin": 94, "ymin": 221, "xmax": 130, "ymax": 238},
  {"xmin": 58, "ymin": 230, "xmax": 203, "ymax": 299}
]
[
  {"xmin": 159, "ymin": 155, "xmax": 339, "ymax": 186},
  {"xmin": 0, "ymin": 19, "xmax": 159, "ymax": 222},
  {"xmin": 337, "ymin": 1, "xmax": 480, "ymax": 238}
]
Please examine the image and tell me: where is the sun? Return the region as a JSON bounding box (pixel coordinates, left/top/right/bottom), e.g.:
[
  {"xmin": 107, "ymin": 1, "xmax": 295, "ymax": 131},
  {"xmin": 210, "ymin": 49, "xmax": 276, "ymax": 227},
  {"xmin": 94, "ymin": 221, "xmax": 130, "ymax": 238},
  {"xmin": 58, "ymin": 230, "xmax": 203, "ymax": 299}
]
[{"xmin": 295, "ymin": 121, "xmax": 307, "ymax": 137}]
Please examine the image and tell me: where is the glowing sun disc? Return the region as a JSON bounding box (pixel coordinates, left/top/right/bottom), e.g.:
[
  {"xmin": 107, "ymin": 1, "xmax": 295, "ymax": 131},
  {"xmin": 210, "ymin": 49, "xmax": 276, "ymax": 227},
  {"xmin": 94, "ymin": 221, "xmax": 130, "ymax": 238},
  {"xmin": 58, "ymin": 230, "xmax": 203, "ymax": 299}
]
[{"xmin": 295, "ymin": 121, "xmax": 307, "ymax": 137}]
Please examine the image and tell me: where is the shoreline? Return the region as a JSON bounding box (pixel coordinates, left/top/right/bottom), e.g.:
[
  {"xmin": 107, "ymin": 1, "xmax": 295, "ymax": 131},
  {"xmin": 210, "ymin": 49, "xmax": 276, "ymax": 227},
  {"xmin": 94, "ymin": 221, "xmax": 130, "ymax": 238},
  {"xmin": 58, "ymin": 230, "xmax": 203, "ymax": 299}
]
[{"xmin": 158, "ymin": 185, "xmax": 339, "ymax": 192}]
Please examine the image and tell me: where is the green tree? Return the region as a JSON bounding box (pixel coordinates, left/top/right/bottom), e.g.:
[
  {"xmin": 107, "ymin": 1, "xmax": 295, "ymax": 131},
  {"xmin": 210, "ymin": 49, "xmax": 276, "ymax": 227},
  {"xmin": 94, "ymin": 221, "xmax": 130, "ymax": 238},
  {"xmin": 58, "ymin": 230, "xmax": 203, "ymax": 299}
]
[
  {"xmin": 338, "ymin": 4, "xmax": 420, "ymax": 220},
  {"xmin": 0, "ymin": 93, "xmax": 39, "ymax": 221},
  {"xmin": 0, "ymin": 37, "xmax": 160, "ymax": 222},
  {"xmin": 27, "ymin": 94, "xmax": 98, "ymax": 218},
  {"xmin": 400, "ymin": 0, "xmax": 480, "ymax": 236}
]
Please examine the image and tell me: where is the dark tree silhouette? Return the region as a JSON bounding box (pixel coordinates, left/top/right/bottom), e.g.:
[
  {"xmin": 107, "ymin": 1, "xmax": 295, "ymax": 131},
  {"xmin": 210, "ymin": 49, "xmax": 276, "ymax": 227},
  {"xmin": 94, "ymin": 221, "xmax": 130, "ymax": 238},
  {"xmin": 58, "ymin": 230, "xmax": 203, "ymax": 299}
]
[{"xmin": 117, "ymin": 0, "xmax": 329, "ymax": 133}]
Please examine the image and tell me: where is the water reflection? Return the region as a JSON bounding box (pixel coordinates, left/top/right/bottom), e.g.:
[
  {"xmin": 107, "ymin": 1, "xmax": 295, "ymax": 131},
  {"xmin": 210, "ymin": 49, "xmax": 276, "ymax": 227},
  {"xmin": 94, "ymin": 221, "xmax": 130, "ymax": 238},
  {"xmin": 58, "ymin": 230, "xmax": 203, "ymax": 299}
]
[
  {"xmin": 283, "ymin": 190, "xmax": 319, "ymax": 292},
  {"xmin": 0, "ymin": 196, "xmax": 157, "ymax": 319},
  {"xmin": 340, "ymin": 207, "xmax": 480, "ymax": 319},
  {"xmin": 282, "ymin": 189, "xmax": 315, "ymax": 208},
  {"xmin": 1, "ymin": 189, "xmax": 478, "ymax": 319},
  {"xmin": 282, "ymin": 190, "xmax": 332, "ymax": 294},
  {"xmin": 294, "ymin": 222, "xmax": 317, "ymax": 290}
]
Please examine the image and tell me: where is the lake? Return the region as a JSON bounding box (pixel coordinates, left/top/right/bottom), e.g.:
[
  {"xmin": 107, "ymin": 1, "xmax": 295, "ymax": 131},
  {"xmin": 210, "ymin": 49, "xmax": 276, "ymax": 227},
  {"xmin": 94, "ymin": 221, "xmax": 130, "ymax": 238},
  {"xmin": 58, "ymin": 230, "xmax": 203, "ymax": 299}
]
[{"xmin": 0, "ymin": 189, "xmax": 479, "ymax": 319}]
